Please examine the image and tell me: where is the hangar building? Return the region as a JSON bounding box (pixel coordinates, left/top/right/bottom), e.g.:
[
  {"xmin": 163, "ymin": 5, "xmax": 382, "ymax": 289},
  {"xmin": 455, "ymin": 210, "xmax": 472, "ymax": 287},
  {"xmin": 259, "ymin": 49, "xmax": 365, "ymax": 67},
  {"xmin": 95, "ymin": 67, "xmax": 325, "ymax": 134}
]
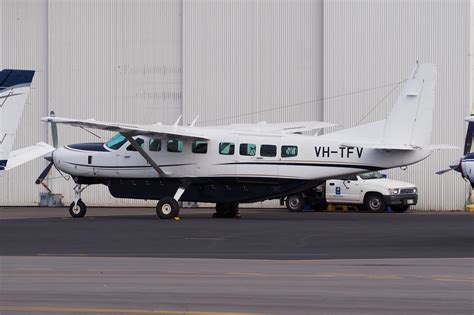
[{"xmin": 1, "ymin": 0, "xmax": 472, "ymax": 210}]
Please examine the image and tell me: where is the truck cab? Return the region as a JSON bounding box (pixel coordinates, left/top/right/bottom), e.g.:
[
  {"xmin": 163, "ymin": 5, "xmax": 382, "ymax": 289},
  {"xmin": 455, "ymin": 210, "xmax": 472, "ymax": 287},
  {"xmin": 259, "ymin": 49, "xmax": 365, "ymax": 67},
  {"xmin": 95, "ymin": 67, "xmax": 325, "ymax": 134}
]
[{"xmin": 284, "ymin": 171, "xmax": 418, "ymax": 213}]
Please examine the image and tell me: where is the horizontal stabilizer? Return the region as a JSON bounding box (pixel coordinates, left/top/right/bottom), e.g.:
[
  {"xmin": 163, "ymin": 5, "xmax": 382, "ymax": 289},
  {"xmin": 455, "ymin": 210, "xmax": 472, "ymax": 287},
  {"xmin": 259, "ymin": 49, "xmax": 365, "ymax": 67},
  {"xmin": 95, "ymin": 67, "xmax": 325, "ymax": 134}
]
[{"xmin": 4, "ymin": 142, "xmax": 54, "ymax": 171}]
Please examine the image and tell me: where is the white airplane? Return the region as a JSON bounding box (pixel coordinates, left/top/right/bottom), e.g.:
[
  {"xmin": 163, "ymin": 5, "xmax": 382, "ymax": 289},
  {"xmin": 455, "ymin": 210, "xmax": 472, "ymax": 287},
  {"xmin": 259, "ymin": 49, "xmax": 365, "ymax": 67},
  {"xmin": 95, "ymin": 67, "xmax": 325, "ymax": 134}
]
[
  {"xmin": 436, "ymin": 116, "xmax": 474, "ymax": 186},
  {"xmin": 0, "ymin": 69, "xmax": 54, "ymax": 172},
  {"xmin": 40, "ymin": 63, "xmax": 450, "ymax": 219}
]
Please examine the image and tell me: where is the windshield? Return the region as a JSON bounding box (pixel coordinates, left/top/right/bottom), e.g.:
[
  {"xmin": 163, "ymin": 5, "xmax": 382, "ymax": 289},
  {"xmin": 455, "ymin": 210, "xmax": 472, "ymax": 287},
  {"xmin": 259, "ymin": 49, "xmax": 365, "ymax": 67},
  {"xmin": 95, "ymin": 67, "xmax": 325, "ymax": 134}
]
[
  {"xmin": 105, "ymin": 133, "xmax": 127, "ymax": 150},
  {"xmin": 359, "ymin": 171, "xmax": 384, "ymax": 180}
]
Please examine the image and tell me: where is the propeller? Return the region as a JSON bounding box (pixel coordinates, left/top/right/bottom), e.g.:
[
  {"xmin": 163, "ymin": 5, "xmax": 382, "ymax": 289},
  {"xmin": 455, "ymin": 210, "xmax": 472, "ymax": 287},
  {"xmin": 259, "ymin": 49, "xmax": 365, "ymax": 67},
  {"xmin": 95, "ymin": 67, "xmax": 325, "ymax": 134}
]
[
  {"xmin": 436, "ymin": 159, "xmax": 462, "ymax": 175},
  {"xmin": 35, "ymin": 110, "xmax": 59, "ymax": 185},
  {"xmin": 437, "ymin": 116, "xmax": 473, "ymax": 176}
]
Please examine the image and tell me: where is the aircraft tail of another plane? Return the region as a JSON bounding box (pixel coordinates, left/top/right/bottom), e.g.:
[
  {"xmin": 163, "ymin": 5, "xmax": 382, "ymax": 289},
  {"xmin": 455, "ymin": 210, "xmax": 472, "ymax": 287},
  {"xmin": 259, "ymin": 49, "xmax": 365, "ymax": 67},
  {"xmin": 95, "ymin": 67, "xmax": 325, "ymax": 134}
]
[{"xmin": 0, "ymin": 69, "xmax": 35, "ymax": 170}]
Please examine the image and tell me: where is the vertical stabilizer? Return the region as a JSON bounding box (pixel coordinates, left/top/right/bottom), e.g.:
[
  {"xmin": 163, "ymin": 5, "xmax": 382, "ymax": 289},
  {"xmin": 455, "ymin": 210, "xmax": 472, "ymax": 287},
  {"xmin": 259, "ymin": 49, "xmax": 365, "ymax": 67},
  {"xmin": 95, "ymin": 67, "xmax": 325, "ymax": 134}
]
[
  {"xmin": 0, "ymin": 69, "xmax": 35, "ymax": 170},
  {"xmin": 382, "ymin": 63, "xmax": 437, "ymax": 146}
]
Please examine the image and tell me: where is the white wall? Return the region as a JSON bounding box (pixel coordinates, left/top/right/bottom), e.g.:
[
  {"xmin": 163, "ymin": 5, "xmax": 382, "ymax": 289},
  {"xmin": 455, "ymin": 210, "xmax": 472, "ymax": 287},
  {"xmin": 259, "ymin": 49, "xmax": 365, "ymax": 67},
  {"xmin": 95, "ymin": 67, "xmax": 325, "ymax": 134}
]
[{"xmin": 323, "ymin": 0, "xmax": 471, "ymax": 210}]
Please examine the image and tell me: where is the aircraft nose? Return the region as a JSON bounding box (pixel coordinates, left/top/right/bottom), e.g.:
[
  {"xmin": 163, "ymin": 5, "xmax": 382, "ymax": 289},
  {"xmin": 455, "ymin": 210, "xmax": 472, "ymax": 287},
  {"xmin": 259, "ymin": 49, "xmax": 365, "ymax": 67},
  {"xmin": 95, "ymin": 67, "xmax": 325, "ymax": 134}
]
[{"xmin": 44, "ymin": 151, "xmax": 54, "ymax": 162}]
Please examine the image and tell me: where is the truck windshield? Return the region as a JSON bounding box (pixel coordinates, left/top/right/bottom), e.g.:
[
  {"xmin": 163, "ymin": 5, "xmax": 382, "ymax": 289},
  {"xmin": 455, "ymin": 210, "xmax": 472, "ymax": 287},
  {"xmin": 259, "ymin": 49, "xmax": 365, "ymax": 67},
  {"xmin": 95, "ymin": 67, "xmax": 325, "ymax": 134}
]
[
  {"xmin": 359, "ymin": 171, "xmax": 384, "ymax": 180},
  {"xmin": 105, "ymin": 133, "xmax": 127, "ymax": 150}
]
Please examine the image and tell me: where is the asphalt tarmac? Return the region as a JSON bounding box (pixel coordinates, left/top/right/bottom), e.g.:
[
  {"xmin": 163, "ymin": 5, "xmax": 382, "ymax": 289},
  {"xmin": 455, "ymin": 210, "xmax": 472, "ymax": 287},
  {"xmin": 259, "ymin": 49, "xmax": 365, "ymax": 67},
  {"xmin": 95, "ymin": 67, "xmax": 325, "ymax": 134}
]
[
  {"xmin": 0, "ymin": 207, "xmax": 473, "ymax": 259},
  {"xmin": 0, "ymin": 207, "xmax": 473, "ymax": 314}
]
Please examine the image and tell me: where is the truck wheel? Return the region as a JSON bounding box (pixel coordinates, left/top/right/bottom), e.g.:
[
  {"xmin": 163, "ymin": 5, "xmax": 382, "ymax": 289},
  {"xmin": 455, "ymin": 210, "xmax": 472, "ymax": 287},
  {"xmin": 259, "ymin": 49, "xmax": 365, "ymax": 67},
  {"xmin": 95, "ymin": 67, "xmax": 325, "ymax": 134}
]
[
  {"xmin": 393, "ymin": 205, "xmax": 409, "ymax": 213},
  {"xmin": 286, "ymin": 194, "xmax": 305, "ymax": 212},
  {"xmin": 364, "ymin": 193, "xmax": 386, "ymax": 213}
]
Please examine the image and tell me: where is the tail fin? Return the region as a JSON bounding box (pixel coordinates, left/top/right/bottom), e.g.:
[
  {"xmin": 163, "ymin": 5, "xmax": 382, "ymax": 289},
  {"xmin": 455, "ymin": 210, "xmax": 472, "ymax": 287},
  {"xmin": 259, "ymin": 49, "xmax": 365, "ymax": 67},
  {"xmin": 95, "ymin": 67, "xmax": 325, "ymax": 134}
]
[
  {"xmin": 382, "ymin": 63, "xmax": 437, "ymax": 147},
  {"xmin": 320, "ymin": 63, "xmax": 438, "ymax": 149},
  {"xmin": 0, "ymin": 69, "xmax": 35, "ymax": 170}
]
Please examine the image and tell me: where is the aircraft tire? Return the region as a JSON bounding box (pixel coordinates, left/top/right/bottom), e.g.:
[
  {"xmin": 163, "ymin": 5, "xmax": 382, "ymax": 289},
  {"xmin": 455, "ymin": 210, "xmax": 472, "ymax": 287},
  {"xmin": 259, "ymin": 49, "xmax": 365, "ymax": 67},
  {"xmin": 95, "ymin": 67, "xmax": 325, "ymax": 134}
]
[
  {"xmin": 215, "ymin": 202, "xmax": 239, "ymax": 218},
  {"xmin": 156, "ymin": 197, "xmax": 180, "ymax": 219},
  {"xmin": 69, "ymin": 199, "xmax": 87, "ymax": 218},
  {"xmin": 286, "ymin": 194, "xmax": 305, "ymax": 212},
  {"xmin": 364, "ymin": 193, "xmax": 386, "ymax": 213}
]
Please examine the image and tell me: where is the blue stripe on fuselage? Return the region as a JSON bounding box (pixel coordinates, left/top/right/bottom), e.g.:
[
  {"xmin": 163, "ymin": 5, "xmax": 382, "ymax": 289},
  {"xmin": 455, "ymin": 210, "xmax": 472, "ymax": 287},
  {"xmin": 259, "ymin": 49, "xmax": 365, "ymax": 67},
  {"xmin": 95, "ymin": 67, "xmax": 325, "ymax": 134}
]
[{"xmin": 0, "ymin": 159, "xmax": 7, "ymax": 170}]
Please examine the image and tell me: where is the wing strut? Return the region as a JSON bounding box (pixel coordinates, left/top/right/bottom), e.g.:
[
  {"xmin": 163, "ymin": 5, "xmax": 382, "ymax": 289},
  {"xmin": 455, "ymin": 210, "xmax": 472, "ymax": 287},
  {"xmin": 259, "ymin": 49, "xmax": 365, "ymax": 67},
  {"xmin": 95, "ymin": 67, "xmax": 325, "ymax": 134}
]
[{"xmin": 123, "ymin": 134, "xmax": 168, "ymax": 177}]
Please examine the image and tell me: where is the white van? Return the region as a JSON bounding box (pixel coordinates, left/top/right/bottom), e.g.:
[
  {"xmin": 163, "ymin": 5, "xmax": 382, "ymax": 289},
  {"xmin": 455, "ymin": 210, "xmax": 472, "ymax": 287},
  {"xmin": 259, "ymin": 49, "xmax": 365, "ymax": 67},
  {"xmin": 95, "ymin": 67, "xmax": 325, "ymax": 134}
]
[{"xmin": 283, "ymin": 171, "xmax": 418, "ymax": 213}]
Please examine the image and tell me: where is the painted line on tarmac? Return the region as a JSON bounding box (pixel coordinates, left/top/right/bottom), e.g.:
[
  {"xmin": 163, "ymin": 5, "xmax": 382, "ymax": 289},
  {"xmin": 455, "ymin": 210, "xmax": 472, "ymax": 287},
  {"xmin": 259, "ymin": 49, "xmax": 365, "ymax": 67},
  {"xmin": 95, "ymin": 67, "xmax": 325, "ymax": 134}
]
[
  {"xmin": 15, "ymin": 268, "xmax": 51, "ymax": 271},
  {"xmin": 432, "ymin": 278, "xmax": 474, "ymax": 283},
  {"xmin": 0, "ymin": 306, "xmax": 261, "ymax": 315}
]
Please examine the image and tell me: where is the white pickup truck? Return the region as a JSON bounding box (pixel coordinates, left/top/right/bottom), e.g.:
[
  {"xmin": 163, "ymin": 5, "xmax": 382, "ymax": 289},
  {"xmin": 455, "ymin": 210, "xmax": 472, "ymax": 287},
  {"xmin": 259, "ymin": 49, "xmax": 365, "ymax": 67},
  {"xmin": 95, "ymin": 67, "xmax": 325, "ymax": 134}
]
[{"xmin": 283, "ymin": 171, "xmax": 418, "ymax": 213}]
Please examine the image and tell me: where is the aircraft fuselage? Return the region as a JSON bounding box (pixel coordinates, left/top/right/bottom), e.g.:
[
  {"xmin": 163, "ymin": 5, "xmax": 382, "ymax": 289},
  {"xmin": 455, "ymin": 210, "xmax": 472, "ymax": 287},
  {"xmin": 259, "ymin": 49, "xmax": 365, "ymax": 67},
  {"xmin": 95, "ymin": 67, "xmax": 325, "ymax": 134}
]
[{"xmin": 51, "ymin": 130, "xmax": 431, "ymax": 203}]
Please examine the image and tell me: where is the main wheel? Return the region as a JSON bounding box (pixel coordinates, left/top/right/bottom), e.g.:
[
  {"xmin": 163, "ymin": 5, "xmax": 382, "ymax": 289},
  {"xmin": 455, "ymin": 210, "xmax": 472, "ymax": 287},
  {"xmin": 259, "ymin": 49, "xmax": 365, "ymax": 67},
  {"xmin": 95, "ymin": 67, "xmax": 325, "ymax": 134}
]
[
  {"xmin": 156, "ymin": 197, "xmax": 180, "ymax": 219},
  {"xmin": 215, "ymin": 202, "xmax": 239, "ymax": 218},
  {"xmin": 364, "ymin": 193, "xmax": 386, "ymax": 213},
  {"xmin": 286, "ymin": 194, "xmax": 305, "ymax": 212},
  {"xmin": 393, "ymin": 205, "xmax": 410, "ymax": 213},
  {"xmin": 69, "ymin": 199, "xmax": 87, "ymax": 218}
]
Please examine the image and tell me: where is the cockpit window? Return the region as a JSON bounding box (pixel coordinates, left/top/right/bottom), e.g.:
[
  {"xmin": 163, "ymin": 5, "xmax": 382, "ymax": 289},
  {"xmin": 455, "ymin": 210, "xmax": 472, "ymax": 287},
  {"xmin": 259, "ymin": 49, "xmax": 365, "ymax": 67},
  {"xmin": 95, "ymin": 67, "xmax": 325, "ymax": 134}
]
[
  {"xmin": 105, "ymin": 133, "xmax": 127, "ymax": 150},
  {"xmin": 126, "ymin": 138, "xmax": 145, "ymax": 151}
]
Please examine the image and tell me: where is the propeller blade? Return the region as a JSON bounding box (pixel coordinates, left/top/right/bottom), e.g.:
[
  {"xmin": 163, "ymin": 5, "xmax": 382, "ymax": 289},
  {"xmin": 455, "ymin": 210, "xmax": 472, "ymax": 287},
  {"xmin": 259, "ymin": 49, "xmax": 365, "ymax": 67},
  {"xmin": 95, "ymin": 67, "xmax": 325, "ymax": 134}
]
[
  {"xmin": 35, "ymin": 161, "xmax": 54, "ymax": 184},
  {"xmin": 464, "ymin": 115, "xmax": 473, "ymax": 155},
  {"xmin": 435, "ymin": 169, "xmax": 452, "ymax": 175},
  {"xmin": 50, "ymin": 110, "xmax": 58, "ymax": 148}
]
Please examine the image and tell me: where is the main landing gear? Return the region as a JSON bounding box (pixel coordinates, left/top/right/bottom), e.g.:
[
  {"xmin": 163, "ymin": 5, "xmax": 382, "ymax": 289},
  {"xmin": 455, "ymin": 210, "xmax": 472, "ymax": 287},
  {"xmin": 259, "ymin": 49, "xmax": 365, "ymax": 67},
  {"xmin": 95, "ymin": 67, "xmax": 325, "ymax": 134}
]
[
  {"xmin": 214, "ymin": 202, "xmax": 240, "ymax": 218},
  {"xmin": 155, "ymin": 183, "xmax": 189, "ymax": 220},
  {"xmin": 69, "ymin": 184, "xmax": 89, "ymax": 218}
]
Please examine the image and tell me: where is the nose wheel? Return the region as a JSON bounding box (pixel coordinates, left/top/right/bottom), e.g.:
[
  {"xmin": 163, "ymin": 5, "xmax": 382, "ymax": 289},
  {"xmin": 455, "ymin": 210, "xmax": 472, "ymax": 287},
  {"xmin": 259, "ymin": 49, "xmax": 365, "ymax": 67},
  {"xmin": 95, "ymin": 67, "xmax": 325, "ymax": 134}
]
[
  {"xmin": 68, "ymin": 184, "xmax": 89, "ymax": 218},
  {"xmin": 69, "ymin": 199, "xmax": 87, "ymax": 218}
]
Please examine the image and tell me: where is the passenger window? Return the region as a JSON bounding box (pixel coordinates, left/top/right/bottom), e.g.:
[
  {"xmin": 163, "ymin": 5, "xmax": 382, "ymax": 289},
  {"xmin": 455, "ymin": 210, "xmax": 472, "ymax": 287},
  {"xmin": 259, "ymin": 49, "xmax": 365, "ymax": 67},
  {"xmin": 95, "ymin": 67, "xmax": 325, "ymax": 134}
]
[
  {"xmin": 260, "ymin": 144, "xmax": 276, "ymax": 157},
  {"xmin": 192, "ymin": 140, "xmax": 208, "ymax": 154},
  {"xmin": 240, "ymin": 143, "xmax": 256, "ymax": 156},
  {"xmin": 281, "ymin": 145, "xmax": 298, "ymax": 157},
  {"xmin": 219, "ymin": 142, "xmax": 235, "ymax": 155},
  {"xmin": 149, "ymin": 138, "xmax": 161, "ymax": 152},
  {"xmin": 167, "ymin": 139, "xmax": 184, "ymax": 153},
  {"xmin": 126, "ymin": 138, "xmax": 145, "ymax": 151}
]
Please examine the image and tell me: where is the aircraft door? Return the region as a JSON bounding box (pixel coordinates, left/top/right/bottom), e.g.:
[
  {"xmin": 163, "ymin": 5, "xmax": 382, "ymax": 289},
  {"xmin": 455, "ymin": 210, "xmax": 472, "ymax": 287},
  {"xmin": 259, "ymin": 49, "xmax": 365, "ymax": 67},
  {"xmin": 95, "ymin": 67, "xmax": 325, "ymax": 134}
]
[
  {"xmin": 236, "ymin": 140, "xmax": 279, "ymax": 178},
  {"xmin": 326, "ymin": 176, "xmax": 360, "ymax": 203},
  {"xmin": 119, "ymin": 137, "xmax": 149, "ymax": 176}
]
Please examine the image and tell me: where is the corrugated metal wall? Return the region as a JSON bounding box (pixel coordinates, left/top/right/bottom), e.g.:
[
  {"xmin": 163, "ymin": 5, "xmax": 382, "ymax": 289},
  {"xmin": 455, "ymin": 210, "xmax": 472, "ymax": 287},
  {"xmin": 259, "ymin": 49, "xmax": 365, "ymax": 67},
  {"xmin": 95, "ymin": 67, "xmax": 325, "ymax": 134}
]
[
  {"xmin": 323, "ymin": 0, "xmax": 471, "ymax": 210},
  {"xmin": 183, "ymin": 0, "xmax": 323, "ymax": 126},
  {"xmin": 1, "ymin": 0, "xmax": 182, "ymax": 206},
  {"xmin": 0, "ymin": 0, "xmax": 471, "ymax": 210},
  {"xmin": 0, "ymin": 0, "xmax": 49, "ymax": 205}
]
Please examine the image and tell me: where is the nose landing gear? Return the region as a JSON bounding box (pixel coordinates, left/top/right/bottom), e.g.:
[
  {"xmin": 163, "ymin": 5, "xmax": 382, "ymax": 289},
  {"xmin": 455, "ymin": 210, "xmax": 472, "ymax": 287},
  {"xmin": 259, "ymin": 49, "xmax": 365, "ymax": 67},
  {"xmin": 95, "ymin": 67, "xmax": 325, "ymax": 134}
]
[{"xmin": 68, "ymin": 184, "xmax": 89, "ymax": 218}]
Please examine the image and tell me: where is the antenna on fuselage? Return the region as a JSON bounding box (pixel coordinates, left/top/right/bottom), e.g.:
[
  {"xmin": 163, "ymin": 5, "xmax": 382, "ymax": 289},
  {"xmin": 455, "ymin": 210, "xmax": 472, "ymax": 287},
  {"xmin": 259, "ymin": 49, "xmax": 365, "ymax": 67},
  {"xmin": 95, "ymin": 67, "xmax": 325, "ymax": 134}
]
[
  {"xmin": 189, "ymin": 115, "xmax": 199, "ymax": 127},
  {"xmin": 173, "ymin": 115, "xmax": 182, "ymax": 127}
]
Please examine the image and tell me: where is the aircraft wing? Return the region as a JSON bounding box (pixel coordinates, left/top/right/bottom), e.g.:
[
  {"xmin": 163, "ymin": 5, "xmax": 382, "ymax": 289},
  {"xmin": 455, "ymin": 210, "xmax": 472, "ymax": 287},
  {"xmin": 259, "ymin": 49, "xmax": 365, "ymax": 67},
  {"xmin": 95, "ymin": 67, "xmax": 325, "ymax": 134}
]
[
  {"xmin": 5, "ymin": 142, "xmax": 55, "ymax": 170},
  {"xmin": 41, "ymin": 116, "xmax": 210, "ymax": 140},
  {"xmin": 225, "ymin": 121, "xmax": 337, "ymax": 134}
]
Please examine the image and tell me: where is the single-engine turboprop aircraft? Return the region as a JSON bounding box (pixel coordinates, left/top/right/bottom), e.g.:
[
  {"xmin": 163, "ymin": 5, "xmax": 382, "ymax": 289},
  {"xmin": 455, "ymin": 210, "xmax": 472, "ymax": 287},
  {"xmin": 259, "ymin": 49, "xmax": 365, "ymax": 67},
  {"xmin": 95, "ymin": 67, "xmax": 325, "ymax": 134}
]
[
  {"xmin": 40, "ymin": 63, "xmax": 450, "ymax": 219},
  {"xmin": 437, "ymin": 116, "xmax": 474, "ymax": 186},
  {"xmin": 0, "ymin": 69, "xmax": 54, "ymax": 172}
]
